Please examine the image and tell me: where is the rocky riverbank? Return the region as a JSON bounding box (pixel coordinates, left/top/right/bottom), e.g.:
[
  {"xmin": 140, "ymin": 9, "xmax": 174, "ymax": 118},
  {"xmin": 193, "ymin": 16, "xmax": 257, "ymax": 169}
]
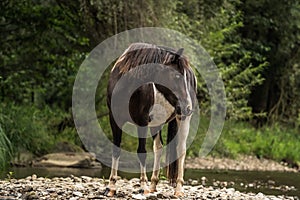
[
  {"xmin": 0, "ymin": 174, "xmax": 297, "ymax": 200},
  {"xmin": 5, "ymin": 153, "xmax": 299, "ymax": 199},
  {"xmin": 15, "ymin": 151, "xmax": 299, "ymax": 172},
  {"xmin": 185, "ymin": 155, "xmax": 298, "ymax": 172}
]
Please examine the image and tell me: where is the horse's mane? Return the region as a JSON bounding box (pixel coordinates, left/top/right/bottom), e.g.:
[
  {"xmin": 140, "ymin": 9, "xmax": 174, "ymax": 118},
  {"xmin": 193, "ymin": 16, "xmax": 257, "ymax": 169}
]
[{"xmin": 114, "ymin": 43, "xmax": 189, "ymax": 74}]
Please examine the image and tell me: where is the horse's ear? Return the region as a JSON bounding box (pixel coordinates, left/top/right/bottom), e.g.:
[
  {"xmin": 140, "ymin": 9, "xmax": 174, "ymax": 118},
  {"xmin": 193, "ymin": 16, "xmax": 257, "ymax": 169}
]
[
  {"xmin": 176, "ymin": 48, "xmax": 184, "ymax": 56},
  {"xmin": 172, "ymin": 48, "xmax": 184, "ymax": 64}
]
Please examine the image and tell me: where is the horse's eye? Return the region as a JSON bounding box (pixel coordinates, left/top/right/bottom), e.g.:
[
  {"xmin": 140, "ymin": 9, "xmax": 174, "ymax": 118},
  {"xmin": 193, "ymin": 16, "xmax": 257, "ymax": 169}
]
[{"xmin": 175, "ymin": 74, "xmax": 181, "ymax": 79}]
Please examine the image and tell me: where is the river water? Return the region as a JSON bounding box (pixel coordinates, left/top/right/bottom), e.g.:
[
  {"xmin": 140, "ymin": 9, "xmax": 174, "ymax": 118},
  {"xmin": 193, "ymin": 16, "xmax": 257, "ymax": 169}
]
[{"xmin": 1, "ymin": 167, "xmax": 299, "ymax": 197}]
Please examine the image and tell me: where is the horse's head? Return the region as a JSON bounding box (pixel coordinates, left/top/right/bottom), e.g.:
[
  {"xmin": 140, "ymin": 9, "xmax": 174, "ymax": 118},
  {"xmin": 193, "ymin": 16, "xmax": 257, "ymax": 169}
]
[
  {"xmin": 111, "ymin": 43, "xmax": 196, "ymax": 117},
  {"xmin": 155, "ymin": 48, "xmax": 194, "ymax": 116}
]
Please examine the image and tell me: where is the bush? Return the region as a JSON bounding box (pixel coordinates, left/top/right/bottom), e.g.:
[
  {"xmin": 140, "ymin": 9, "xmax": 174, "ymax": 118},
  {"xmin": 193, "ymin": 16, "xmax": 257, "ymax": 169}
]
[
  {"xmin": 0, "ymin": 104, "xmax": 53, "ymax": 156},
  {"xmin": 213, "ymin": 121, "xmax": 300, "ymax": 165},
  {"xmin": 0, "ymin": 125, "xmax": 12, "ymax": 170},
  {"xmin": 0, "ymin": 102, "xmax": 81, "ymax": 168}
]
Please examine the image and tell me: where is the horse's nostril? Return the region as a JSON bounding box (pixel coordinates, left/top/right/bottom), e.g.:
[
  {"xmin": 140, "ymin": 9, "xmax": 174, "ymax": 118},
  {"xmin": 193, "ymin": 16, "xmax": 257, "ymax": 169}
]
[
  {"xmin": 184, "ymin": 106, "xmax": 193, "ymax": 116},
  {"xmin": 187, "ymin": 106, "xmax": 191, "ymax": 111},
  {"xmin": 176, "ymin": 104, "xmax": 193, "ymax": 116}
]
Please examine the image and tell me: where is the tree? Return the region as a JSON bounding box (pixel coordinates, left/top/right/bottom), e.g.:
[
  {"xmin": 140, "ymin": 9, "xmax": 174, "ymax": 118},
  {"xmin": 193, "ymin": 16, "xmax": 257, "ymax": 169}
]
[
  {"xmin": 0, "ymin": 0, "xmax": 88, "ymax": 109},
  {"xmin": 240, "ymin": 0, "xmax": 300, "ymax": 126},
  {"xmin": 171, "ymin": 0, "xmax": 267, "ymax": 120}
]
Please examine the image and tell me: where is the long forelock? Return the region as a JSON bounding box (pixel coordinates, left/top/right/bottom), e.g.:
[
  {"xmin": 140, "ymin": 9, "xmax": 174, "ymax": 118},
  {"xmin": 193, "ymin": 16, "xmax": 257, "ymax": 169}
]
[{"xmin": 114, "ymin": 43, "xmax": 189, "ymax": 74}]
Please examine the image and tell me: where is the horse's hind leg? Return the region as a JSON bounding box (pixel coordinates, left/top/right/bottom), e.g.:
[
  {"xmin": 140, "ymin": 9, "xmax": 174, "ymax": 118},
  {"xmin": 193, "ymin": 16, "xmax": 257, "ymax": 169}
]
[
  {"xmin": 137, "ymin": 127, "xmax": 150, "ymax": 194},
  {"xmin": 105, "ymin": 113, "xmax": 123, "ymax": 197},
  {"xmin": 149, "ymin": 127, "xmax": 163, "ymax": 193}
]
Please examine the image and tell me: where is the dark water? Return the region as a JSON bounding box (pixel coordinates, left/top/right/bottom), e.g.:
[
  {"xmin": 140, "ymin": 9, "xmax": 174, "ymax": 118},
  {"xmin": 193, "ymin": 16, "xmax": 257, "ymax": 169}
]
[{"xmin": 1, "ymin": 167, "xmax": 299, "ymax": 197}]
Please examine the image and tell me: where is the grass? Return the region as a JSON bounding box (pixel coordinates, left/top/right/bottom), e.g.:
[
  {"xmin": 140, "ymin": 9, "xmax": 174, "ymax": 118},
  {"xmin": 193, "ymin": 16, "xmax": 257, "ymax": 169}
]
[
  {"xmin": 210, "ymin": 121, "xmax": 300, "ymax": 166},
  {"xmin": 0, "ymin": 102, "xmax": 80, "ymax": 171},
  {"xmin": 0, "ymin": 125, "xmax": 12, "ymax": 170}
]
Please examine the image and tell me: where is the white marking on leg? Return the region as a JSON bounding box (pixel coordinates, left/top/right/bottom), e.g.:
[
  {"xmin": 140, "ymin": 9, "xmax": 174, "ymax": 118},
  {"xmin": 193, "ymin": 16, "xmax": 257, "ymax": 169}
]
[
  {"xmin": 150, "ymin": 134, "xmax": 163, "ymax": 192},
  {"xmin": 140, "ymin": 163, "xmax": 149, "ymax": 193},
  {"xmin": 108, "ymin": 156, "xmax": 119, "ymax": 190},
  {"xmin": 175, "ymin": 115, "xmax": 191, "ymax": 194}
]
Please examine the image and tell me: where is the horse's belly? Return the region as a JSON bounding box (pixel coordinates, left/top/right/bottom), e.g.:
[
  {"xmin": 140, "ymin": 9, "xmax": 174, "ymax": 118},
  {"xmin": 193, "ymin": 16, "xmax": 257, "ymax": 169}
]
[{"xmin": 148, "ymin": 85, "xmax": 175, "ymax": 127}]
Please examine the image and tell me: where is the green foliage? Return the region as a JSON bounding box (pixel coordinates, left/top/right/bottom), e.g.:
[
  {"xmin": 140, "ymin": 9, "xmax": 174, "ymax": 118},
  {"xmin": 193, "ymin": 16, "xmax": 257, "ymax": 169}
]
[
  {"xmin": 0, "ymin": 103, "xmax": 80, "ymax": 165},
  {"xmin": 79, "ymin": 0, "xmax": 178, "ymax": 44},
  {"xmin": 0, "ymin": 103, "xmax": 53, "ymax": 155},
  {"xmin": 0, "ymin": 0, "xmax": 299, "ymax": 169},
  {"xmin": 6, "ymin": 171, "xmax": 14, "ymax": 180},
  {"xmin": 0, "ymin": 125, "xmax": 12, "ymax": 170},
  {"xmin": 214, "ymin": 121, "xmax": 300, "ymax": 164},
  {"xmin": 0, "ymin": 0, "xmax": 88, "ymax": 109},
  {"xmin": 170, "ymin": 0, "xmax": 267, "ymax": 120},
  {"xmin": 240, "ymin": 0, "xmax": 300, "ymax": 125}
]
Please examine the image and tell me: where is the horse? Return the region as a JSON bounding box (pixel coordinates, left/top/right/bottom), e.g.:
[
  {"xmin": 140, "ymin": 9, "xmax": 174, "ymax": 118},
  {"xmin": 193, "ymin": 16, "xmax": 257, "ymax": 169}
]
[{"xmin": 105, "ymin": 42, "xmax": 197, "ymax": 197}]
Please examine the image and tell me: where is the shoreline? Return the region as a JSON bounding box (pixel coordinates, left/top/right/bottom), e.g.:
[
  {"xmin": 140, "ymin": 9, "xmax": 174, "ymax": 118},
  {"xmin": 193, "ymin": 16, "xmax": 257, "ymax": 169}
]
[
  {"xmin": 1, "ymin": 155, "xmax": 298, "ymax": 199},
  {"xmin": 13, "ymin": 152, "xmax": 299, "ymax": 173},
  {"xmin": 185, "ymin": 155, "xmax": 299, "ymax": 172}
]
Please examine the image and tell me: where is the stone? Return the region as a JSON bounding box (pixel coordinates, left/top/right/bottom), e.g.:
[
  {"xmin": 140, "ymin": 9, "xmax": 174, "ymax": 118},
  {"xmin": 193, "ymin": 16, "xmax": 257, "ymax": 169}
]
[
  {"xmin": 81, "ymin": 176, "xmax": 92, "ymax": 182},
  {"xmin": 191, "ymin": 180, "xmax": 199, "ymax": 186},
  {"xmin": 73, "ymin": 191, "xmax": 83, "ymax": 197},
  {"xmin": 32, "ymin": 152, "xmax": 102, "ymax": 168},
  {"xmin": 31, "ymin": 174, "xmax": 37, "ymax": 180},
  {"xmin": 255, "ymin": 192, "xmax": 265, "ymax": 199},
  {"xmin": 146, "ymin": 193, "xmax": 158, "ymax": 200},
  {"xmin": 23, "ymin": 186, "xmax": 33, "ymax": 192},
  {"xmin": 0, "ymin": 175, "xmax": 296, "ymax": 200}
]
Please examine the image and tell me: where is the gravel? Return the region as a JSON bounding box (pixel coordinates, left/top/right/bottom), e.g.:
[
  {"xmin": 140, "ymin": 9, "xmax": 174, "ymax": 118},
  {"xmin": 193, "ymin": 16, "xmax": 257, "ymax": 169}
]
[
  {"xmin": 185, "ymin": 156, "xmax": 298, "ymax": 172},
  {"xmin": 0, "ymin": 174, "xmax": 298, "ymax": 200}
]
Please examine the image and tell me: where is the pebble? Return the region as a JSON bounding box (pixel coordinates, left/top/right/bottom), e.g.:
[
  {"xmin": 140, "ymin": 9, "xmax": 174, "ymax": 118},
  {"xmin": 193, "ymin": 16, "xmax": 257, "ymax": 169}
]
[
  {"xmin": 185, "ymin": 155, "xmax": 299, "ymax": 172},
  {"xmin": 0, "ymin": 175, "xmax": 297, "ymax": 200},
  {"xmin": 73, "ymin": 191, "xmax": 83, "ymax": 197},
  {"xmin": 132, "ymin": 193, "xmax": 146, "ymax": 199},
  {"xmin": 191, "ymin": 180, "xmax": 198, "ymax": 186},
  {"xmin": 31, "ymin": 174, "xmax": 37, "ymax": 180}
]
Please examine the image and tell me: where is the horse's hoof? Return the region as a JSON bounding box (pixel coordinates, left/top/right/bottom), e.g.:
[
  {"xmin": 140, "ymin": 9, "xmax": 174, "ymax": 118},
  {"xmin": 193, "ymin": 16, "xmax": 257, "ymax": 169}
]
[
  {"xmin": 107, "ymin": 190, "xmax": 116, "ymax": 197},
  {"xmin": 104, "ymin": 188, "xmax": 115, "ymax": 197},
  {"xmin": 139, "ymin": 188, "xmax": 150, "ymax": 195},
  {"xmin": 174, "ymin": 191, "xmax": 184, "ymax": 197},
  {"xmin": 143, "ymin": 189, "xmax": 150, "ymax": 195},
  {"xmin": 149, "ymin": 189, "xmax": 157, "ymax": 193}
]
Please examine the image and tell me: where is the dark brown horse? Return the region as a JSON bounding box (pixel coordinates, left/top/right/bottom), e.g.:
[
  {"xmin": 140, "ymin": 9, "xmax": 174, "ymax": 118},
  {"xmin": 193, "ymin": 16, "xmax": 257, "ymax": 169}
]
[{"xmin": 105, "ymin": 43, "xmax": 197, "ymax": 197}]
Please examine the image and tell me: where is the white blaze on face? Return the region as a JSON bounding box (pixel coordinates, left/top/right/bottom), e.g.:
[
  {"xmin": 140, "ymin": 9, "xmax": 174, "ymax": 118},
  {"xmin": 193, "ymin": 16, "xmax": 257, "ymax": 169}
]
[
  {"xmin": 184, "ymin": 70, "xmax": 192, "ymax": 110},
  {"xmin": 148, "ymin": 84, "xmax": 175, "ymax": 127}
]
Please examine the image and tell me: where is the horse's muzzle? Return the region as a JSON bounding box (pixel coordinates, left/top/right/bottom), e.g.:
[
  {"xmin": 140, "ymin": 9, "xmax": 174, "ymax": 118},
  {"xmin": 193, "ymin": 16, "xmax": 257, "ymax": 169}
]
[{"xmin": 176, "ymin": 105, "xmax": 193, "ymax": 116}]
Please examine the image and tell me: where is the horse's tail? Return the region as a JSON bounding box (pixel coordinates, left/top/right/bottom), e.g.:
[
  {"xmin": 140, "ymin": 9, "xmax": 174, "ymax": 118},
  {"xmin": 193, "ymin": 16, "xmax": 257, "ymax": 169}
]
[{"xmin": 166, "ymin": 118, "xmax": 178, "ymax": 186}]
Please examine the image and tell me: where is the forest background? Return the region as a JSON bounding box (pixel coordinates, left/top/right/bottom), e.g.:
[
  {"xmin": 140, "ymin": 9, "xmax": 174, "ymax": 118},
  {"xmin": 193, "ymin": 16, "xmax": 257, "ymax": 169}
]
[{"xmin": 1, "ymin": 0, "xmax": 300, "ymax": 170}]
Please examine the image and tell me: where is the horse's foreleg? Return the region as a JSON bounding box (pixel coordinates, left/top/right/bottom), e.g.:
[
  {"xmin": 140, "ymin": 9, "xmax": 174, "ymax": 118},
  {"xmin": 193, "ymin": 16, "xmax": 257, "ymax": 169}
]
[
  {"xmin": 137, "ymin": 127, "xmax": 149, "ymax": 194},
  {"xmin": 150, "ymin": 129, "xmax": 163, "ymax": 192},
  {"xmin": 174, "ymin": 151, "xmax": 186, "ymax": 197},
  {"xmin": 105, "ymin": 114, "xmax": 123, "ymax": 197},
  {"xmin": 106, "ymin": 155, "xmax": 119, "ymax": 196},
  {"xmin": 174, "ymin": 116, "xmax": 191, "ymax": 197}
]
